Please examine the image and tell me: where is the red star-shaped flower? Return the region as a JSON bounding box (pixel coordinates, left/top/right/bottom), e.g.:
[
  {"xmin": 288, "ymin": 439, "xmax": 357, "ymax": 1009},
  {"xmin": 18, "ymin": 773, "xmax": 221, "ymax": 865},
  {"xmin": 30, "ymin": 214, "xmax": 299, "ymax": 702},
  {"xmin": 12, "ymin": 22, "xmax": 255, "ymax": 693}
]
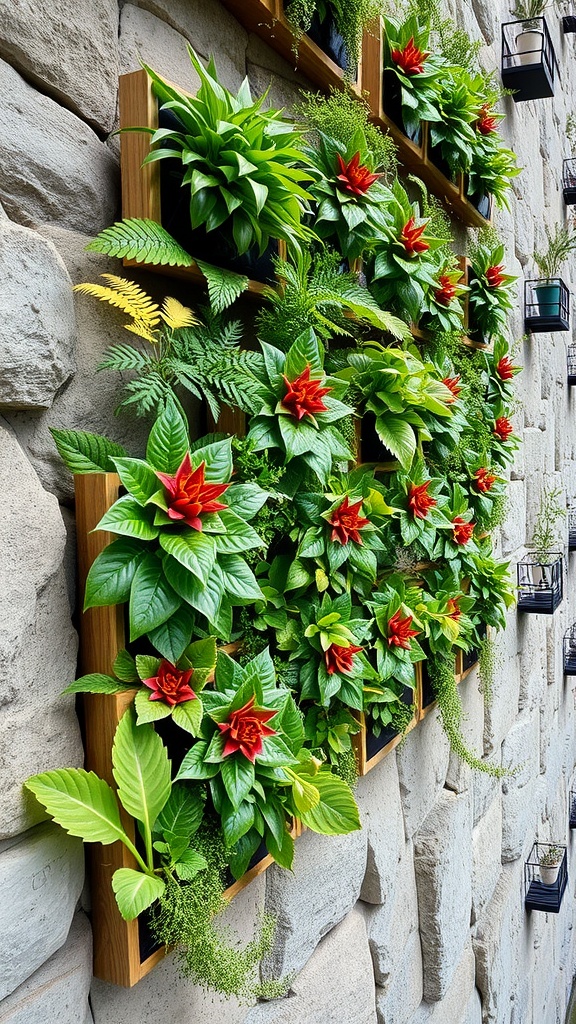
[
  {"xmin": 474, "ymin": 468, "xmax": 497, "ymax": 493},
  {"xmin": 476, "ymin": 104, "xmax": 498, "ymax": 135},
  {"xmin": 446, "ymin": 598, "xmax": 461, "ymax": 621},
  {"xmin": 327, "ymin": 496, "xmax": 370, "ymax": 545},
  {"xmin": 336, "ymin": 152, "xmax": 380, "ymax": 196},
  {"xmin": 408, "ymin": 480, "xmax": 437, "ymax": 519},
  {"xmin": 435, "ymin": 273, "xmax": 458, "ymax": 306},
  {"xmin": 399, "ymin": 217, "xmax": 430, "ymax": 255},
  {"xmin": 281, "ymin": 365, "xmax": 331, "ymax": 421},
  {"xmin": 495, "ymin": 356, "xmax": 515, "ymax": 381},
  {"xmin": 486, "ymin": 264, "xmax": 506, "ymax": 288},
  {"xmin": 325, "ymin": 642, "xmax": 363, "ymax": 675},
  {"xmin": 156, "ymin": 454, "xmax": 229, "ymax": 531},
  {"xmin": 217, "ymin": 696, "xmax": 277, "ymax": 763},
  {"xmin": 143, "ymin": 661, "xmax": 196, "ymax": 706},
  {"xmin": 452, "ymin": 517, "xmax": 475, "ymax": 545},
  {"xmin": 387, "ymin": 609, "xmax": 420, "ymax": 650},
  {"xmin": 442, "ymin": 375, "xmax": 462, "ymax": 402},
  {"xmin": 494, "ymin": 417, "xmax": 513, "ymax": 441},
  {"xmin": 391, "ymin": 37, "xmax": 429, "ymax": 75}
]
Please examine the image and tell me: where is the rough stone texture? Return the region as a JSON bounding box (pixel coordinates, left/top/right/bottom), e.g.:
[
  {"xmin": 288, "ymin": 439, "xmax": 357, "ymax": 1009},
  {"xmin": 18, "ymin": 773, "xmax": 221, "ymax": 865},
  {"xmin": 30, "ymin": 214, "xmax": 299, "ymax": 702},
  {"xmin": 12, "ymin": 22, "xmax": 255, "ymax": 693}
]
[
  {"xmin": 0, "ymin": 60, "xmax": 118, "ymax": 234},
  {"xmin": 375, "ymin": 929, "xmax": 423, "ymax": 1024},
  {"xmin": 396, "ymin": 710, "xmax": 450, "ymax": 840},
  {"xmin": 0, "ymin": 0, "xmax": 118, "ymax": 132},
  {"xmin": 0, "ymin": 418, "xmax": 81, "ymax": 838},
  {"xmin": 473, "ymin": 861, "xmax": 527, "ymax": 1024},
  {"xmin": 261, "ymin": 826, "xmax": 367, "ymax": 980},
  {"xmin": 0, "ymin": 220, "xmax": 76, "ymax": 409},
  {"xmin": 0, "ymin": 824, "xmax": 84, "ymax": 999},
  {"xmin": 120, "ymin": 5, "xmax": 202, "ymax": 90},
  {"xmin": 91, "ymin": 875, "xmax": 266, "ymax": 1024},
  {"xmin": 365, "ymin": 846, "xmax": 419, "ymax": 988},
  {"xmin": 414, "ymin": 790, "xmax": 473, "ymax": 1002},
  {"xmin": 471, "ymin": 795, "xmax": 502, "ymax": 926},
  {"xmin": 402, "ymin": 943, "xmax": 477, "ymax": 1024},
  {"xmin": 500, "ymin": 711, "xmax": 540, "ymax": 862},
  {"xmin": 243, "ymin": 910, "xmax": 376, "ymax": 1024},
  {"xmin": 0, "ymin": 912, "xmax": 92, "ymax": 1023},
  {"xmin": 358, "ymin": 754, "xmax": 405, "ymax": 905}
]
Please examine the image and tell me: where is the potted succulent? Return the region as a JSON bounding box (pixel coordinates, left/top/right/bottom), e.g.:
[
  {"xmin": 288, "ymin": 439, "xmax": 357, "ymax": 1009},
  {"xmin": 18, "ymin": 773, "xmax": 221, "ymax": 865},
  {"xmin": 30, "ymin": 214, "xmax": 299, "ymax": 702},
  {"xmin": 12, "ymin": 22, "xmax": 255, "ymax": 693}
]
[{"xmin": 539, "ymin": 845, "xmax": 564, "ymax": 885}]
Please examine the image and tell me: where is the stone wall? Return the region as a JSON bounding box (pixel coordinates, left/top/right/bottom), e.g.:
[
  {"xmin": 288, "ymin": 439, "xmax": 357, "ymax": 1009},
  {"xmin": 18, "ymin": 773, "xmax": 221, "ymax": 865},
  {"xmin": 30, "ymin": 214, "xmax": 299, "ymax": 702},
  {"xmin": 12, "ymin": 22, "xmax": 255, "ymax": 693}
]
[{"xmin": 1, "ymin": 1, "xmax": 575, "ymax": 1021}]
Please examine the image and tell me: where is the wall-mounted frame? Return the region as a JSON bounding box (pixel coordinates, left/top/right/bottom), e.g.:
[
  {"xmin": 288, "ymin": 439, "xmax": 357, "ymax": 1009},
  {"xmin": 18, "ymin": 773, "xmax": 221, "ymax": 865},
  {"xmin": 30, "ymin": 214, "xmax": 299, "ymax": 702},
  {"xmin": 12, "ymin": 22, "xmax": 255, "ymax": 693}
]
[{"xmin": 119, "ymin": 69, "xmax": 286, "ymax": 297}]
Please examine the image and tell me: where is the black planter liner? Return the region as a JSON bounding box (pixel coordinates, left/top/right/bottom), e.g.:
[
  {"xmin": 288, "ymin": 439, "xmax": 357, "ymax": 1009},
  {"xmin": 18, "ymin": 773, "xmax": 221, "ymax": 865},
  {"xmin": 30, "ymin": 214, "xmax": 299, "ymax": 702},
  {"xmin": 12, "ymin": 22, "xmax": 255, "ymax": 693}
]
[
  {"xmin": 562, "ymin": 159, "xmax": 576, "ymax": 205},
  {"xmin": 570, "ymin": 791, "xmax": 576, "ymax": 828},
  {"xmin": 360, "ymin": 412, "xmax": 396, "ymax": 464},
  {"xmin": 466, "ymin": 188, "xmax": 493, "ymax": 220},
  {"xmin": 563, "ymin": 14, "xmax": 576, "ymax": 32},
  {"xmin": 517, "ymin": 552, "xmax": 563, "ymax": 614},
  {"xmin": 306, "ymin": 6, "xmax": 349, "ymax": 71},
  {"xmin": 365, "ymin": 684, "xmax": 414, "ymax": 760},
  {"xmin": 427, "ymin": 141, "xmax": 457, "ymax": 183},
  {"xmin": 420, "ymin": 658, "xmax": 435, "ymax": 709},
  {"xmin": 524, "ymin": 843, "xmax": 568, "ymax": 913},
  {"xmin": 568, "ymin": 344, "xmax": 576, "ymax": 386},
  {"xmin": 381, "ymin": 69, "xmax": 423, "ymax": 146},
  {"xmin": 524, "ymin": 278, "xmax": 570, "ymax": 333},
  {"xmin": 157, "ymin": 106, "xmax": 278, "ymax": 284},
  {"xmin": 501, "ymin": 18, "xmax": 557, "ymax": 102}
]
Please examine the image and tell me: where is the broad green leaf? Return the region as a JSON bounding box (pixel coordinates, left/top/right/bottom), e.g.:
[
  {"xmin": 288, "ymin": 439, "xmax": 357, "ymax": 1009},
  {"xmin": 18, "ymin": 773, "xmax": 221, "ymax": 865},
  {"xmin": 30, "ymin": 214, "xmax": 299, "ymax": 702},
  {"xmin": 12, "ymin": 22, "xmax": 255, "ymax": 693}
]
[
  {"xmin": 171, "ymin": 697, "xmax": 203, "ymax": 735},
  {"xmin": 289, "ymin": 770, "xmax": 321, "ymax": 816},
  {"xmin": 148, "ymin": 604, "xmax": 196, "ymax": 663},
  {"xmin": 96, "ymin": 496, "xmax": 159, "ymax": 541},
  {"xmin": 225, "ymin": 484, "xmax": 268, "ymax": 521},
  {"xmin": 146, "ymin": 400, "xmax": 189, "ymax": 473},
  {"xmin": 62, "ymin": 673, "xmax": 130, "ymax": 695},
  {"xmin": 189, "ymin": 437, "xmax": 233, "ymax": 483},
  {"xmin": 175, "ymin": 741, "xmax": 220, "ymax": 781},
  {"xmin": 134, "ymin": 686, "xmax": 172, "ymax": 725},
  {"xmin": 25, "ymin": 769, "xmax": 127, "ymax": 845},
  {"xmin": 162, "ymin": 554, "xmax": 222, "ymax": 621},
  {"xmin": 195, "ymin": 259, "xmax": 249, "ymax": 313},
  {"xmin": 218, "ymin": 553, "xmax": 263, "ymax": 602},
  {"xmin": 155, "ymin": 784, "xmax": 204, "ymax": 839},
  {"xmin": 265, "ymin": 820, "xmax": 294, "ymax": 870},
  {"xmin": 129, "ymin": 553, "xmax": 182, "ymax": 641},
  {"xmin": 159, "ymin": 530, "xmax": 216, "ymax": 583},
  {"xmin": 214, "ymin": 510, "xmax": 263, "ymax": 553},
  {"xmin": 136, "ymin": 654, "xmax": 162, "ymax": 680},
  {"xmin": 113, "ymin": 649, "xmax": 138, "ymax": 683},
  {"xmin": 112, "ymin": 458, "xmax": 160, "ymax": 504},
  {"xmin": 173, "ymin": 849, "xmax": 208, "ymax": 881},
  {"xmin": 50, "ymin": 428, "xmax": 127, "ymax": 474},
  {"xmin": 221, "ymin": 796, "xmax": 255, "ymax": 846},
  {"xmin": 221, "ymin": 755, "xmax": 255, "ymax": 810},
  {"xmin": 284, "ymin": 328, "xmax": 323, "ymax": 380},
  {"xmin": 112, "ymin": 708, "xmax": 171, "ymax": 832},
  {"xmin": 298, "ymin": 768, "xmax": 361, "ymax": 835},
  {"xmin": 374, "ymin": 415, "xmax": 416, "ymax": 470},
  {"xmin": 84, "ymin": 538, "xmax": 146, "ymax": 610},
  {"xmin": 112, "ymin": 868, "xmax": 165, "ymax": 921}
]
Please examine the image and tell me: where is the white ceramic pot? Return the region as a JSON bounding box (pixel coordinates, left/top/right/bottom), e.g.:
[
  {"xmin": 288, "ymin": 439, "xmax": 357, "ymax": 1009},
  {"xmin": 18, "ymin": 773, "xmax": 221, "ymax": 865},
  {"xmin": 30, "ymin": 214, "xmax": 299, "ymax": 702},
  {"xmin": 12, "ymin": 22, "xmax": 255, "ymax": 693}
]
[
  {"xmin": 540, "ymin": 863, "xmax": 561, "ymax": 886},
  {"xmin": 515, "ymin": 29, "xmax": 544, "ymax": 65}
]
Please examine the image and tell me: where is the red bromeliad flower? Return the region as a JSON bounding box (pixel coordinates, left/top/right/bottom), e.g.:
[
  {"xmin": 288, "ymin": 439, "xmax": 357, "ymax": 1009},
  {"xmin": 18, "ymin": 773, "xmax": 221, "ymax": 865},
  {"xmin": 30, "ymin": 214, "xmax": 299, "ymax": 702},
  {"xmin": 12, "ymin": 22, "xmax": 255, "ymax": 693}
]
[
  {"xmin": 442, "ymin": 375, "xmax": 462, "ymax": 402},
  {"xmin": 474, "ymin": 468, "xmax": 497, "ymax": 492},
  {"xmin": 217, "ymin": 696, "xmax": 277, "ymax": 763},
  {"xmin": 143, "ymin": 661, "xmax": 196, "ymax": 706},
  {"xmin": 496, "ymin": 356, "xmax": 515, "ymax": 381},
  {"xmin": 156, "ymin": 454, "xmax": 229, "ymax": 531},
  {"xmin": 494, "ymin": 417, "xmax": 513, "ymax": 441},
  {"xmin": 435, "ymin": 274, "xmax": 458, "ymax": 306},
  {"xmin": 387, "ymin": 609, "xmax": 420, "ymax": 650},
  {"xmin": 446, "ymin": 598, "xmax": 461, "ymax": 620},
  {"xmin": 336, "ymin": 152, "xmax": 380, "ymax": 196},
  {"xmin": 325, "ymin": 642, "xmax": 363, "ymax": 675},
  {"xmin": 327, "ymin": 496, "xmax": 370, "ymax": 545},
  {"xmin": 408, "ymin": 480, "xmax": 437, "ymax": 519},
  {"xmin": 476, "ymin": 104, "xmax": 498, "ymax": 135},
  {"xmin": 486, "ymin": 264, "xmax": 506, "ymax": 288},
  {"xmin": 399, "ymin": 217, "xmax": 430, "ymax": 255},
  {"xmin": 391, "ymin": 37, "xmax": 429, "ymax": 75},
  {"xmin": 452, "ymin": 516, "xmax": 475, "ymax": 545},
  {"xmin": 281, "ymin": 365, "xmax": 331, "ymax": 421}
]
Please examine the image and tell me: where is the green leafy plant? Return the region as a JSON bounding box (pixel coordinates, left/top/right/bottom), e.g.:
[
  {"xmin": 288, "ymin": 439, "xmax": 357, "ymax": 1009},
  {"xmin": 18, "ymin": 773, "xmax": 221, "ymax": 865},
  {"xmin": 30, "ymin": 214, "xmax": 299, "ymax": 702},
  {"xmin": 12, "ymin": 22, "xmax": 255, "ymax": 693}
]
[
  {"xmin": 285, "ymin": 0, "xmax": 382, "ymax": 78},
  {"xmin": 368, "ymin": 574, "xmax": 426, "ymax": 686},
  {"xmin": 382, "ymin": 14, "xmax": 444, "ymax": 137},
  {"xmin": 383, "ymin": 461, "xmax": 451, "ymax": 558},
  {"xmin": 297, "ymin": 88, "xmax": 398, "ymax": 179},
  {"xmin": 534, "ymin": 224, "xmax": 576, "ymax": 280},
  {"xmin": 466, "ymin": 133, "xmax": 520, "ymax": 211},
  {"xmin": 531, "ymin": 486, "xmax": 566, "ymax": 559},
  {"xmin": 511, "ymin": 0, "xmax": 548, "ymax": 19},
  {"xmin": 246, "ymin": 328, "xmax": 354, "ymax": 489},
  {"xmin": 467, "ymin": 237, "xmax": 517, "ymax": 342},
  {"xmin": 127, "ymin": 48, "xmax": 315, "ymax": 256},
  {"xmin": 83, "ymin": 400, "xmax": 267, "ymax": 641},
  {"xmin": 50, "ymin": 429, "xmax": 127, "ymax": 474},
  {"xmin": 428, "ymin": 69, "xmax": 481, "ymax": 176}
]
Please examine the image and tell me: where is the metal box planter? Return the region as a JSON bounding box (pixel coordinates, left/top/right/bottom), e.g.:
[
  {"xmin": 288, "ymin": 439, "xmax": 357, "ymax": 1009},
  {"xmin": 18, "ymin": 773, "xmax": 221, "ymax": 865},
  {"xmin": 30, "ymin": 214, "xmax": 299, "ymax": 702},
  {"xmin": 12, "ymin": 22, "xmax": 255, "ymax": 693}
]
[
  {"xmin": 567, "ymin": 344, "xmax": 576, "ymax": 385},
  {"xmin": 563, "ymin": 624, "xmax": 576, "ymax": 674},
  {"xmin": 569, "ymin": 509, "xmax": 576, "ymax": 549},
  {"xmin": 517, "ymin": 552, "xmax": 563, "ymax": 614},
  {"xmin": 570, "ymin": 791, "xmax": 576, "ymax": 828},
  {"xmin": 562, "ymin": 159, "xmax": 576, "ymax": 204},
  {"xmin": 524, "ymin": 278, "xmax": 570, "ymax": 333},
  {"xmin": 501, "ymin": 18, "xmax": 557, "ymax": 101},
  {"xmin": 524, "ymin": 843, "xmax": 568, "ymax": 912},
  {"xmin": 563, "ymin": 8, "xmax": 576, "ymax": 32}
]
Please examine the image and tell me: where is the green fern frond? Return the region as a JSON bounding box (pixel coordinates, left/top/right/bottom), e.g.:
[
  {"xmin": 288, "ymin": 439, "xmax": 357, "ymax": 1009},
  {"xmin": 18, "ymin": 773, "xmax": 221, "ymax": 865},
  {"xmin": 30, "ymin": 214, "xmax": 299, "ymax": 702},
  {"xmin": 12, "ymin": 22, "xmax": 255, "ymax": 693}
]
[
  {"xmin": 195, "ymin": 260, "xmax": 250, "ymax": 313},
  {"xmin": 98, "ymin": 344, "xmax": 150, "ymax": 373},
  {"xmin": 86, "ymin": 218, "xmax": 194, "ymax": 267},
  {"xmin": 74, "ymin": 275, "xmax": 161, "ymax": 326},
  {"xmin": 119, "ymin": 375, "xmax": 174, "ymax": 416}
]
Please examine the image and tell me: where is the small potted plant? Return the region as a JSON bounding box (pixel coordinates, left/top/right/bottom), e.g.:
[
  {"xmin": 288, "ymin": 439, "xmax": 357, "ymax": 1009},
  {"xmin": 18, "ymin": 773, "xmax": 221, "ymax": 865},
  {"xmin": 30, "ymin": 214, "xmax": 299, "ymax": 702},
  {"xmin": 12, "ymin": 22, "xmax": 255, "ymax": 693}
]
[
  {"xmin": 538, "ymin": 845, "xmax": 564, "ymax": 885},
  {"xmin": 511, "ymin": 0, "xmax": 547, "ymax": 63},
  {"xmin": 562, "ymin": 114, "xmax": 576, "ymax": 205},
  {"xmin": 525, "ymin": 225, "xmax": 576, "ymax": 332},
  {"xmin": 501, "ymin": 1, "xmax": 557, "ymax": 100},
  {"xmin": 517, "ymin": 486, "xmax": 565, "ymax": 613}
]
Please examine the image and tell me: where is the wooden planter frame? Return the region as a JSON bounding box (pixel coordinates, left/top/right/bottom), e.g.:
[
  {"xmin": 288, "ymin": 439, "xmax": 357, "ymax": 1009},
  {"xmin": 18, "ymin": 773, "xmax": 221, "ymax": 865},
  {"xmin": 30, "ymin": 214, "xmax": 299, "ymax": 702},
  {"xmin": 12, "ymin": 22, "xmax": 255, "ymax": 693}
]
[
  {"xmin": 75, "ymin": 473, "xmax": 278, "ymax": 987},
  {"xmin": 119, "ymin": 69, "xmax": 286, "ymax": 296}
]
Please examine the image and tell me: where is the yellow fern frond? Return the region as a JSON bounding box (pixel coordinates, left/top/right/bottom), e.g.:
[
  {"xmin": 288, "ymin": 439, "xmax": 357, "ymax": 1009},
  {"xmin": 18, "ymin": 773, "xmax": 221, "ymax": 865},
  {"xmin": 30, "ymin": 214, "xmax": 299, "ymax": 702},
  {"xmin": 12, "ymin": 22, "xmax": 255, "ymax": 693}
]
[
  {"xmin": 161, "ymin": 296, "xmax": 199, "ymax": 331},
  {"xmin": 125, "ymin": 321, "xmax": 159, "ymax": 344},
  {"xmin": 74, "ymin": 275, "xmax": 161, "ymax": 326}
]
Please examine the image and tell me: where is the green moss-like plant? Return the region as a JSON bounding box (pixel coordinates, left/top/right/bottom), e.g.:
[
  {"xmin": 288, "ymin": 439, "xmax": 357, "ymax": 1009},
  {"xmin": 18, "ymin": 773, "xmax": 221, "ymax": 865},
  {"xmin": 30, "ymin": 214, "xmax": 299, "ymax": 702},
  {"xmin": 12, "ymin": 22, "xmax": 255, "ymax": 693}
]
[
  {"xmin": 285, "ymin": 0, "xmax": 382, "ymax": 78},
  {"xmin": 296, "ymin": 88, "xmax": 398, "ymax": 178},
  {"xmin": 478, "ymin": 632, "xmax": 498, "ymax": 707}
]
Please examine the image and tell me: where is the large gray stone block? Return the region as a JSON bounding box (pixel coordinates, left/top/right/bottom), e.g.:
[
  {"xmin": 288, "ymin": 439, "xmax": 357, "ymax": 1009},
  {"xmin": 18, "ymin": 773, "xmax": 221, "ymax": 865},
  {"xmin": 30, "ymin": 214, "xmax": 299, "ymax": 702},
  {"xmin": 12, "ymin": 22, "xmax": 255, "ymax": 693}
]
[
  {"xmin": 396, "ymin": 710, "xmax": 450, "ymax": 840},
  {"xmin": 375, "ymin": 930, "xmax": 423, "ymax": 1024},
  {"xmin": 0, "ymin": 60, "xmax": 118, "ymax": 234},
  {"xmin": 473, "ymin": 860, "xmax": 526, "ymax": 1024},
  {"xmin": 0, "ymin": 221, "xmax": 75, "ymax": 409},
  {"xmin": 501, "ymin": 711, "xmax": 540, "ymax": 862},
  {"xmin": 365, "ymin": 845, "xmax": 419, "ymax": 987},
  {"xmin": 0, "ymin": 912, "xmax": 92, "ymax": 1023},
  {"xmin": 244, "ymin": 910, "xmax": 377, "ymax": 1024},
  {"xmin": 471, "ymin": 796, "xmax": 502, "ymax": 924},
  {"xmin": 91, "ymin": 874, "xmax": 266, "ymax": 1024},
  {"xmin": 0, "ymin": 419, "xmax": 81, "ymax": 838},
  {"xmin": 403, "ymin": 943, "xmax": 478, "ymax": 1024},
  {"xmin": 120, "ymin": 5, "xmax": 202, "ymax": 91},
  {"xmin": 414, "ymin": 789, "xmax": 473, "ymax": 1002},
  {"xmin": 357, "ymin": 753, "xmax": 405, "ymax": 905},
  {"xmin": 262, "ymin": 825, "xmax": 367, "ymax": 980},
  {"xmin": 0, "ymin": 824, "xmax": 84, "ymax": 999},
  {"xmin": 0, "ymin": 0, "xmax": 118, "ymax": 132}
]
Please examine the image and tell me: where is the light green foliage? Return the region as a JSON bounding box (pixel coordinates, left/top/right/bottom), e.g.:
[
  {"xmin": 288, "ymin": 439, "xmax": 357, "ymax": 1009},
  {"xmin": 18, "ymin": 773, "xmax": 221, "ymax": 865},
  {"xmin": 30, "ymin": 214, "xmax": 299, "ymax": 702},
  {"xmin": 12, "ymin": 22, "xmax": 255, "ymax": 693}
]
[
  {"xmin": 50, "ymin": 429, "xmax": 127, "ymax": 474},
  {"xmin": 296, "ymin": 87, "xmax": 398, "ymax": 178},
  {"xmin": 86, "ymin": 218, "xmax": 194, "ymax": 267},
  {"xmin": 285, "ymin": 0, "xmax": 383, "ymax": 77},
  {"xmin": 534, "ymin": 225, "xmax": 576, "ymax": 280},
  {"xmin": 531, "ymin": 486, "xmax": 566, "ymax": 558},
  {"xmin": 478, "ymin": 632, "xmax": 498, "ymax": 707}
]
